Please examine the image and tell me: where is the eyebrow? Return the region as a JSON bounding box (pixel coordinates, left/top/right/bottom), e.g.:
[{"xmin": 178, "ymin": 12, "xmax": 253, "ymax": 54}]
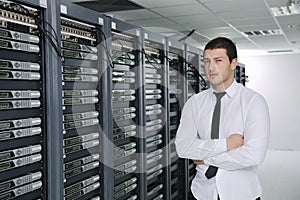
[{"xmin": 204, "ymin": 56, "xmax": 224, "ymax": 60}]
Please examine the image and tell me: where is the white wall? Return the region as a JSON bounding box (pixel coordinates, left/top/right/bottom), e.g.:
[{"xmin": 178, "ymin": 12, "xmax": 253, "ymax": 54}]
[
  {"xmin": 239, "ymin": 53, "xmax": 300, "ymax": 150},
  {"xmin": 239, "ymin": 53, "xmax": 300, "ymax": 200}
]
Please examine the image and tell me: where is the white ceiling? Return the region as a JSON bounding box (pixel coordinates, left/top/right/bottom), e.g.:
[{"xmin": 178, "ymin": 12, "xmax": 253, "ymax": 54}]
[{"xmin": 72, "ymin": 0, "xmax": 300, "ymax": 54}]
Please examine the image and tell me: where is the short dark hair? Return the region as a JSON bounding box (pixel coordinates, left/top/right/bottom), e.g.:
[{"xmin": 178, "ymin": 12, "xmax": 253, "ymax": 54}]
[{"xmin": 204, "ymin": 37, "xmax": 237, "ymax": 63}]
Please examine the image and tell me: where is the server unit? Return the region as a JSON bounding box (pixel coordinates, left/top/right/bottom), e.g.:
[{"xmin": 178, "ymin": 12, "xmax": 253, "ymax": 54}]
[
  {"xmin": 59, "ymin": 1, "xmax": 104, "ymax": 199},
  {"xmin": 142, "ymin": 31, "xmax": 168, "ymax": 200},
  {"xmin": 0, "ymin": 0, "xmax": 44, "ymax": 199}
]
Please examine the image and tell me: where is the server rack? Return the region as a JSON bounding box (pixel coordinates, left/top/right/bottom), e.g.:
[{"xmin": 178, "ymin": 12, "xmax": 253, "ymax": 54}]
[
  {"xmin": 235, "ymin": 63, "xmax": 246, "ymax": 86},
  {"xmin": 108, "ymin": 17, "xmax": 142, "ymax": 200},
  {"xmin": 59, "ymin": 1, "xmax": 105, "ymax": 199},
  {"xmin": 166, "ymin": 38, "xmax": 186, "ymax": 200},
  {"xmin": 0, "ymin": 0, "xmax": 46, "ymax": 199},
  {"xmin": 142, "ymin": 30, "xmax": 168, "ymax": 200}
]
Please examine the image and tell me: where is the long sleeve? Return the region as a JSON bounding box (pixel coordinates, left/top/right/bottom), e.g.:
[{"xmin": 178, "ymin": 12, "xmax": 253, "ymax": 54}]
[
  {"xmin": 175, "ymin": 97, "xmax": 227, "ymax": 160},
  {"xmin": 204, "ymin": 94, "xmax": 270, "ymax": 170}
]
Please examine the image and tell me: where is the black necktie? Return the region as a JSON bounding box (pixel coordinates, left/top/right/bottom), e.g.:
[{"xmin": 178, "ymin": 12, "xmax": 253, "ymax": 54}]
[{"xmin": 205, "ymin": 92, "xmax": 226, "ymax": 179}]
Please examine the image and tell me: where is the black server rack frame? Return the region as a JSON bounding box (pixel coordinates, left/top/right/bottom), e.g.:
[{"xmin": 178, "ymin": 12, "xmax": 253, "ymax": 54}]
[
  {"xmin": 141, "ymin": 30, "xmax": 169, "ymax": 200},
  {"xmin": 108, "ymin": 17, "xmax": 143, "ymax": 200}
]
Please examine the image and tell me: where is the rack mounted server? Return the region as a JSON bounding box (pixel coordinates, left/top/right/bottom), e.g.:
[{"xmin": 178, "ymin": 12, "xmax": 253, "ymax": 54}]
[{"xmin": 0, "ymin": 0, "xmax": 44, "ymax": 199}]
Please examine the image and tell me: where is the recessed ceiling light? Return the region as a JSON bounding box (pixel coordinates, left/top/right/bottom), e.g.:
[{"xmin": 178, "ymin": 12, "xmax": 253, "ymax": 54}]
[
  {"xmin": 242, "ymin": 29, "xmax": 283, "ymax": 37},
  {"xmin": 267, "ymin": 49, "xmax": 294, "ymax": 53}
]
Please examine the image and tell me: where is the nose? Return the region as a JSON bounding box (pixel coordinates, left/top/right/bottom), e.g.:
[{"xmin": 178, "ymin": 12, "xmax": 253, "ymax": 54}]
[{"xmin": 206, "ymin": 60, "xmax": 215, "ymax": 72}]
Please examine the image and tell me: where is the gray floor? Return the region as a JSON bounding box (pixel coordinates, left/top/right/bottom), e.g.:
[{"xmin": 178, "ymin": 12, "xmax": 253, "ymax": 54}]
[{"xmin": 258, "ymin": 150, "xmax": 300, "ymax": 200}]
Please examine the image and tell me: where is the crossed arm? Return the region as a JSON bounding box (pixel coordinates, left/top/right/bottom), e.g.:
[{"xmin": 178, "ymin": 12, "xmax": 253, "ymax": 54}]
[
  {"xmin": 193, "ymin": 134, "xmax": 244, "ymax": 165},
  {"xmin": 175, "ymin": 95, "xmax": 270, "ymax": 170}
]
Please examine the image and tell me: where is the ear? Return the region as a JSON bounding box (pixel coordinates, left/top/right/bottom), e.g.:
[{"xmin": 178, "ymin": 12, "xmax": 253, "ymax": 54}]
[{"xmin": 231, "ymin": 58, "xmax": 238, "ymax": 71}]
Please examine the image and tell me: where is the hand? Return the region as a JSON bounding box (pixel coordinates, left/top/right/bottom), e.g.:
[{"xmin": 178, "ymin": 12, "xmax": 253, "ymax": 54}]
[
  {"xmin": 226, "ymin": 134, "xmax": 244, "ymax": 150},
  {"xmin": 193, "ymin": 160, "xmax": 204, "ymax": 165}
]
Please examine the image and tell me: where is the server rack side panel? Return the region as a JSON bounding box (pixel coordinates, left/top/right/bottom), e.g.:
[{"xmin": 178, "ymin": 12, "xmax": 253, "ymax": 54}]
[
  {"xmin": 45, "ymin": 0, "xmax": 64, "ymax": 199},
  {"xmin": 110, "ymin": 18, "xmax": 142, "ymax": 200},
  {"xmin": 101, "ymin": 15, "xmax": 114, "ymax": 200},
  {"xmin": 0, "ymin": 0, "xmax": 47, "ymax": 199},
  {"xmin": 142, "ymin": 30, "xmax": 169, "ymax": 200},
  {"xmin": 59, "ymin": 1, "xmax": 104, "ymax": 200}
]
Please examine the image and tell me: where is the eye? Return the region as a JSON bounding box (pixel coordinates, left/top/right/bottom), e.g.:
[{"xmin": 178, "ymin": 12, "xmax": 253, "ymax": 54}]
[{"xmin": 203, "ymin": 60, "xmax": 210, "ymax": 64}]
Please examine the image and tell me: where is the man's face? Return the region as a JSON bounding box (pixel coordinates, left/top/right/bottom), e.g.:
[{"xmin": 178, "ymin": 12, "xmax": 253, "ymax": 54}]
[{"xmin": 203, "ymin": 48, "xmax": 237, "ymax": 91}]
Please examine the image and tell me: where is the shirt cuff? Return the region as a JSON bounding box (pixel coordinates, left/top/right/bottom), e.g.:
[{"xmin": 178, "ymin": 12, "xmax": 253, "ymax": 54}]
[{"xmin": 204, "ymin": 138, "xmax": 227, "ymax": 165}]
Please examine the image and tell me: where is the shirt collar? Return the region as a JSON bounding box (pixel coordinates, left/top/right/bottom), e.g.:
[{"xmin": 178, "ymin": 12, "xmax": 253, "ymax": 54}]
[
  {"xmin": 225, "ymin": 80, "xmax": 239, "ymax": 98},
  {"xmin": 209, "ymin": 80, "xmax": 239, "ymax": 99}
]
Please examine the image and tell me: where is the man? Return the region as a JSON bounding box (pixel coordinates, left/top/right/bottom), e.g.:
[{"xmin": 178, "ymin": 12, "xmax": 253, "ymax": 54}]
[{"xmin": 175, "ymin": 37, "xmax": 270, "ymax": 200}]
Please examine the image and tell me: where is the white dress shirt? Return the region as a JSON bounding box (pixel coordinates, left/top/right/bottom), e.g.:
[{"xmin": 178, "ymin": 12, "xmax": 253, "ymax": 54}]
[{"xmin": 175, "ymin": 80, "xmax": 270, "ymax": 200}]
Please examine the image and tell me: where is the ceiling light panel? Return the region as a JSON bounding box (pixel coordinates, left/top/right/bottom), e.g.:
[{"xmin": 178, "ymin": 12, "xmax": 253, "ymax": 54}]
[
  {"xmin": 237, "ymin": 24, "xmax": 280, "ymax": 33},
  {"xmin": 242, "ymin": 29, "xmax": 283, "ymax": 37},
  {"xmin": 267, "ymin": 49, "xmax": 294, "ymax": 53}
]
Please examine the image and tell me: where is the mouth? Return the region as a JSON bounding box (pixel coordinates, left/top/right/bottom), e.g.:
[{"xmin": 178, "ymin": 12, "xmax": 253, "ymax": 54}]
[{"xmin": 209, "ymin": 73, "xmax": 218, "ymax": 78}]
